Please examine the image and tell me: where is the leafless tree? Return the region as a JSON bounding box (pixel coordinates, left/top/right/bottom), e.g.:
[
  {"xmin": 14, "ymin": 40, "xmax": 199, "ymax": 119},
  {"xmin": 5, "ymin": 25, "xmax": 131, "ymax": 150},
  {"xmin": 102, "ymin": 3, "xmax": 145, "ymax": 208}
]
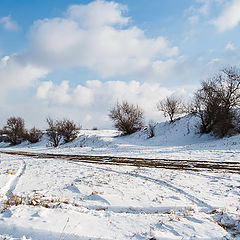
[
  {"xmin": 46, "ymin": 118, "xmax": 79, "ymax": 146},
  {"xmin": 26, "ymin": 127, "xmax": 43, "ymax": 143},
  {"xmin": 147, "ymin": 120, "xmax": 157, "ymax": 138},
  {"xmin": 109, "ymin": 101, "xmax": 144, "ymax": 135},
  {"xmin": 46, "ymin": 118, "xmax": 62, "ymax": 147},
  {"xmin": 157, "ymin": 96, "xmax": 184, "ymax": 123},
  {"xmin": 58, "ymin": 119, "xmax": 79, "ymax": 143},
  {"xmin": 2, "ymin": 117, "xmax": 26, "ymax": 145},
  {"xmin": 192, "ymin": 67, "xmax": 240, "ymax": 137}
]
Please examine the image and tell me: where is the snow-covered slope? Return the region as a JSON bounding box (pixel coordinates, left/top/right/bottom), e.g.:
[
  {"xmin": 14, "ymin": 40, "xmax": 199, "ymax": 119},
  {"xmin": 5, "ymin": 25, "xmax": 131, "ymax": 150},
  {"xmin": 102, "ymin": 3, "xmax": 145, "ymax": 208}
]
[
  {"xmin": 0, "ymin": 115, "xmax": 240, "ymax": 239},
  {"xmin": 2, "ymin": 114, "xmax": 240, "ymax": 162}
]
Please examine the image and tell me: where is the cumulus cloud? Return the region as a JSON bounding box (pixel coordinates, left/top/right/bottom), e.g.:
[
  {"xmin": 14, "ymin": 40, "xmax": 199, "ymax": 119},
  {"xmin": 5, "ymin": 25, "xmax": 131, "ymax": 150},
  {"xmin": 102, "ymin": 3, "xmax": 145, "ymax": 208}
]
[
  {"xmin": 36, "ymin": 79, "xmax": 175, "ymax": 125},
  {"xmin": 0, "ymin": 15, "xmax": 20, "ymax": 31},
  {"xmin": 212, "ymin": 0, "xmax": 240, "ymax": 32},
  {"xmin": 26, "ymin": 0, "xmax": 178, "ymax": 78},
  {"xmin": 66, "ymin": 1, "xmax": 129, "ymax": 28},
  {"xmin": 0, "ymin": 55, "xmax": 49, "ymax": 92},
  {"xmin": 0, "ymin": 1, "xmax": 191, "ymax": 128},
  {"xmin": 0, "ymin": 0, "xmax": 180, "ymax": 95}
]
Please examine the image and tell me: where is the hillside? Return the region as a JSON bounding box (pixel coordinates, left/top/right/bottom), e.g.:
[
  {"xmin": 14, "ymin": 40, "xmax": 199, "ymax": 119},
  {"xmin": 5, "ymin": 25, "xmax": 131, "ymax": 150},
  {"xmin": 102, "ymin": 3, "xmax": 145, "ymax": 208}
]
[{"xmin": 2, "ymin": 114, "xmax": 240, "ymax": 162}]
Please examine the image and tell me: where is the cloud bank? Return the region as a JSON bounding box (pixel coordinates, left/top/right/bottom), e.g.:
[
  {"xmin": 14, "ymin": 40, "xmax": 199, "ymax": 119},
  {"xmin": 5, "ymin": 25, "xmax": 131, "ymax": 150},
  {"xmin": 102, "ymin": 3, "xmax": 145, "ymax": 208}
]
[{"xmin": 36, "ymin": 79, "xmax": 176, "ymax": 127}]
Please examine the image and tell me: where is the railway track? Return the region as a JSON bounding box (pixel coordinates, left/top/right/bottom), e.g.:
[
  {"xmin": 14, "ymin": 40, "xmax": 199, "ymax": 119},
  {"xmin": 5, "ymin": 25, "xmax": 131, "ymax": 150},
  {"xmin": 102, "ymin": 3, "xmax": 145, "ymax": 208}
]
[{"xmin": 0, "ymin": 150, "xmax": 240, "ymax": 173}]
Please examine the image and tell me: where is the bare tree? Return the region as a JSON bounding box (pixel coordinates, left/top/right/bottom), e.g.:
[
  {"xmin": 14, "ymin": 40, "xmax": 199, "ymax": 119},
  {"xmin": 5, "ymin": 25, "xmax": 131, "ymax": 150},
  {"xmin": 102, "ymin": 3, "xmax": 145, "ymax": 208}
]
[
  {"xmin": 26, "ymin": 127, "xmax": 43, "ymax": 143},
  {"xmin": 147, "ymin": 120, "xmax": 157, "ymax": 138},
  {"xmin": 192, "ymin": 67, "xmax": 240, "ymax": 137},
  {"xmin": 46, "ymin": 118, "xmax": 79, "ymax": 146},
  {"xmin": 157, "ymin": 96, "xmax": 184, "ymax": 123},
  {"xmin": 2, "ymin": 117, "xmax": 26, "ymax": 145},
  {"xmin": 46, "ymin": 118, "xmax": 62, "ymax": 147},
  {"xmin": 109, "ymin": 101, "xmax": 144, "ymax": 135},
  {"xmin": 58, "ymin": 119, "xmax": 79, "ymax": 143}
]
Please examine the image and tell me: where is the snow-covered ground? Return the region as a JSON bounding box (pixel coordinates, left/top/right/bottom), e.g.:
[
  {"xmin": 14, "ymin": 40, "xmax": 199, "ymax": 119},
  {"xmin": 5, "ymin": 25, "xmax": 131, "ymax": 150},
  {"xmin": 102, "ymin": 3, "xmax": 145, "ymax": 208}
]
[
  {"xmin": 0, "ymin": 115, "xmax": 240, "ymax": 239},
  {"xmin": 3, "ymin": 115, "xmax": 240, "ymax": 162}
]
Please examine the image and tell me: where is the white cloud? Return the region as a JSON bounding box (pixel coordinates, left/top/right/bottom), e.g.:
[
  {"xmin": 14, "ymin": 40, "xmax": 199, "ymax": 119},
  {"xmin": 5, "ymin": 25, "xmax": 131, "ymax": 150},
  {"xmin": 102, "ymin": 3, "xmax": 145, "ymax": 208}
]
[
  {"xmin": 187, "ymin": 0, "xmax": 227, "ymax": 25},
  {"xmin": 0, "ymin": 1, "xmax": 192, "ymax": 129},
  {"xmin": 36, "ymin": 81, "xmax": 53, "ymax": 99},
  {"xmin": 186, "ymin": 0, "xmax": 211, "ymax": 24},
  {"xmin": 196, "ymin": 0, "xmax": 211, "ymax": 16},
  {"xmin": 0, "ymin": 15, "xmax": 20, "ymax": 31},
  {"xmin": 52, "ymin": 81, "xmax": 72, "ymax": 104},
  {"xmin": 73, "ymin": 85, "xmax": 94, "ymax": 106},
  {"xmin": 188, "ymin": 15, "xmax": 199, "ymax": 24},
  {"xmin": 0, "ymin": 55, "xmax": 49, "ymax": 92},
  {"xmin": 36, "ymin": 79, "xmax": 174, "ymax": 125},
  {"xmin": 0, "ymin": 0, "xmax": 180, "ymax": 95},
  {"xmin": 208, "ymin": 58, "xmax": 221, "ymax": 65},
  {"xmin": 225, "ymin": 42, "xmax": 236, "ymax": 51},
  {"xmin": 27, "ymin": 0, "xmax": 178, "ymax": 78},
  {"xmin": 212, "ymin": 0, "xmax": 240, "ymax": 32},
  {"xmin": 67, "ymin": 0, "xmax": 129, "ymax": 28}
]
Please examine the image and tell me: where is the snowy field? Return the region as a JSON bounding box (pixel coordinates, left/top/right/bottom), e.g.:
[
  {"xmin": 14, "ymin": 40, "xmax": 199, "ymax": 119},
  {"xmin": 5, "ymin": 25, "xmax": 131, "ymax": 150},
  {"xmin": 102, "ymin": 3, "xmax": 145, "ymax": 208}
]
[
  {"xmin": 0, "ymin": 116, "xmax": 240, "ymax": 239},
  {"xmin": 3, "ymin": 115, "xmax": 240, "ymax": 162}
]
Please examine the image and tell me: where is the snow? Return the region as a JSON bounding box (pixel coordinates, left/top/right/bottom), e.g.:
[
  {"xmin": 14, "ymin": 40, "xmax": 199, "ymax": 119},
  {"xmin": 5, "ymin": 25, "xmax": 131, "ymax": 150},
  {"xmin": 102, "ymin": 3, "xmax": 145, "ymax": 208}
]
[
  {"xmin": 0, "ymin": 115, "xmax": 240, "ymax": 239},
  {"xmin": 5, "ymin": 114, "xmax": 240, "ymax": 162}
]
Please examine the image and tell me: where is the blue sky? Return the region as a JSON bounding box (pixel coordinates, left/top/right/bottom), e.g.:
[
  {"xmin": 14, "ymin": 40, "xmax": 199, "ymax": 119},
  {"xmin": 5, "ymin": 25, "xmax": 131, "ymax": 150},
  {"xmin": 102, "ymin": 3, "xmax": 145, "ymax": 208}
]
[{"xmin": 0, "ymin": 0, "xmax": 240, "ymax": 129}]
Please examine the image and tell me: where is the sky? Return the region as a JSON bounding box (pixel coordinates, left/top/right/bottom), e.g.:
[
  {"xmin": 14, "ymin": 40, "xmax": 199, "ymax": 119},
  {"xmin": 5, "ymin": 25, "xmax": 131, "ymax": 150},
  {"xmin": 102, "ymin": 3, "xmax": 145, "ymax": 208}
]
[{"xmin": 0, "ymin": 0, "xmax": 240, "ymax": 129}]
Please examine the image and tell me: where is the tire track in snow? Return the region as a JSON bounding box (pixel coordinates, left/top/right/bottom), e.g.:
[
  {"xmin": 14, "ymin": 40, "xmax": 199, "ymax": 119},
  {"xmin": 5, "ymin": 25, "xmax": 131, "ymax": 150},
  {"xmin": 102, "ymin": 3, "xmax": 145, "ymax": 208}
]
[
  {"xmin": 0, "ymin": 159, "xmax": 26, "ymax": 209},
  {"xmin": 76, "ymin": 163, "xmax": 214, "ymax": 211},
  {"xmin": 1, "ymin": 150, "xmax": 240, "ymax": 173}
]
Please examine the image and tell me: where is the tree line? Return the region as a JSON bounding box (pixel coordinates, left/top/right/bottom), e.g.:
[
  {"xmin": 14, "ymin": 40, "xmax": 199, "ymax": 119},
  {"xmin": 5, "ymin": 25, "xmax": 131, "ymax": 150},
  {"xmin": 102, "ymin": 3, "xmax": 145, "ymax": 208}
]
[
  {"xmin": 1, "ymin": 67, "xmax": 240, "ymax": 147},
  {"xmin": 0, "ymin": 117, "xmax": 80, "ymax": 147},
  {"xmin": 109, "ymin": 67, "xmax": 240, "ymax": 138}
]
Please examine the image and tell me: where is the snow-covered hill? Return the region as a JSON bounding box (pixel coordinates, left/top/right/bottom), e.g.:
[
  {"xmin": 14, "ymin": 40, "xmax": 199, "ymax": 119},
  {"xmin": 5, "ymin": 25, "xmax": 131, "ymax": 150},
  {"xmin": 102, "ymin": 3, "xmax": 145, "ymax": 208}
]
[
  {"xmin": 2, "ymin": 114, "xmax": 240, "ymax": 162},
  {"xmin": 0, "ymin": 115, "xmax": 240, "ymax": 239}
]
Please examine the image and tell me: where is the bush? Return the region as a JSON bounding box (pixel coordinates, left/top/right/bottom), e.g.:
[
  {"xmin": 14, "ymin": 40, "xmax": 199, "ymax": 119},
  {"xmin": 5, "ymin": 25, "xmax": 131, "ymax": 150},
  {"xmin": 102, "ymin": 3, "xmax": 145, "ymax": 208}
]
[
  {"xmin": 192, "ymin": 67, "xmax": 240, "ymax": 137},
  {"xmin": 46, "ymin": 118, "xmax": 62, "ymax": 147},
  {"xmin": 157, "ymin": 96, "xmax": 184, "ymax": 123},
  {"xmin": 2, "ymin": 117, "xmax": 26, "ymax": 145},
  {"xmin": 26, "ymin": 127, "xmax": 43, "ymax": 143},
  {"xmin": 147, "ymin": 120, "xmax": 157, "ymax": 138},
  {"xmin": 58, "ymin": 119, "xmax": 79, "ymax": 143},
  {"xmin": 46, "ymin": 118, "xmax": 79, "ymax": 147},
  {"xmin": 109, "ymin": 101, "xmax": 144, "ymax": 135}
]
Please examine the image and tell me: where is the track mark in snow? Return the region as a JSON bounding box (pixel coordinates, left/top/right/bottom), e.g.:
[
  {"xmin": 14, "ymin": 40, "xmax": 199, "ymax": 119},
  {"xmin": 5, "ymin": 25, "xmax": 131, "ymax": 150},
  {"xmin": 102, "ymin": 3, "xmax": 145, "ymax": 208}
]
[
  {"xmin": 79, "ymin": 164, "xmax": 214, "ymax": 211},
  {"xmin": 130, "ymin": 173, "xmax": 213, "ymax": 210},
  {"xmin": 0, "ymin": 160, "xmax": 26, "ymax": 207}
]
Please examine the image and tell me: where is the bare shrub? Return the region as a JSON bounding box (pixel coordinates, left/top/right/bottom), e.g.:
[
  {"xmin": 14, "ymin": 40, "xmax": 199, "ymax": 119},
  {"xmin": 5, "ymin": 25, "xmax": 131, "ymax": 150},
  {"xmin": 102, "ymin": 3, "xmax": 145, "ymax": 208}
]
[
  {"xmin": 58, "ymin": 119, "xmax": 79, "ymax": 143},
  {"xmin": 157, "ymin": 96, "xmax": 184, "ymax": 123},
  {"xmin": 148, "ymin": 120, "xmax": 157, "ymax": 138},
  {"xmin": 192, "ymin": 67, "xmax": 240, "ymax": 137},
  {"xmin": 2, "ymin": 117, "xmax": 26, "ymax": 145},
  {"xmin": 46, "ymin": 118, "xmax": 62, "ymax": 147},
  {"xmin": 46, "ymin": 118, "xmax": 79, "ymax": 146},
  {"xmin": 109, "ymin": 101, "xmax": 144, "ymax": 135},
  {"xmin": 26, "ymin": 127, "xmax": 43, "ymax": 143}
]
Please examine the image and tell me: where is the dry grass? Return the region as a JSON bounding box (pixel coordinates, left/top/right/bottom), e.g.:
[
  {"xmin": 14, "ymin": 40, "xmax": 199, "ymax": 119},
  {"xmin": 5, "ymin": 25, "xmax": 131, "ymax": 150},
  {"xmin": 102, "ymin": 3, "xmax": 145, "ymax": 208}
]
[
  {"xmin": 181, "ymin": 207, "xmax": 194, "ymax": 217},
  {"xmin": 0, "ymin": 169, "xmax": 16, "ymax": 175},
  {"xmin": 1, "ymin": 193, "xmax": 72, "ymax": 211}
]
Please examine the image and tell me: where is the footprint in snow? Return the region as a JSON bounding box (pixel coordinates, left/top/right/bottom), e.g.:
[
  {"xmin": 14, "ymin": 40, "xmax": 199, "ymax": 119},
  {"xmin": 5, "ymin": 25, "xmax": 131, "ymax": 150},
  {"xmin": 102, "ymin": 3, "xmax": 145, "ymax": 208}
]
[
  {"xmin": 2, "ymin": 209, "xmax": 12, "ymax": 218},
  {"xmin": 84, "ymin": 194, "xmax": 110, "ymax": 205},
  {"xmin": 65, "ymin": 185, "xmax": 81, "ymax": 193}
]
